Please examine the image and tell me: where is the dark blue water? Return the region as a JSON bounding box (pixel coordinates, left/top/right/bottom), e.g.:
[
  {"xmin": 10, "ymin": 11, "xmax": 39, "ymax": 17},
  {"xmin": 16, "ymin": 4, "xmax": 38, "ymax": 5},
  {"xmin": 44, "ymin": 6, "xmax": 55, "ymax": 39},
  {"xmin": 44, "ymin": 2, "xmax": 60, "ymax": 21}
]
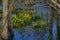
[
  {"xmin": 52, "ymin": 19, "xmax": 58, "ymax": 40},
  {"xmin": 0, "ymin": 3, "xmax": 58, "ymax": 40}
]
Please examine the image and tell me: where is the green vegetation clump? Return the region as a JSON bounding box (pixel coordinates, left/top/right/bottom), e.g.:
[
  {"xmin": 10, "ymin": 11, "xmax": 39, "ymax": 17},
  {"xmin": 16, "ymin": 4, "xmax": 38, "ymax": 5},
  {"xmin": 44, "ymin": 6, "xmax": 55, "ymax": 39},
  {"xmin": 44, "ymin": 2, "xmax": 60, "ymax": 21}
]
[
  {"xmin": 11, "ymin": 12, "xmax": 33, "ymax": 28},
  {"xmin": 11, "ymin": 9, "xmax": 47, "ymax": 31},
  {"xmin": 33, "ymin": 20, "xmax": 47, "ymax": 30},
  {"xmin": 12, "ymin": 13, "xmax": 46, "ymax": 31}
]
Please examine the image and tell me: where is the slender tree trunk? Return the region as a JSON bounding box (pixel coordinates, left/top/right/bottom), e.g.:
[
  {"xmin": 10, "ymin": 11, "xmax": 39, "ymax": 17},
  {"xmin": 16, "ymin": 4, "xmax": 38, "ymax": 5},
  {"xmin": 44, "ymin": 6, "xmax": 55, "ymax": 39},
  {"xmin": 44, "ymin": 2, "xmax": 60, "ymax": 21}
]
[
  {"xmin": 2, "ymin": 0, "xmax": 9, "ymax": 40},
  {"xmin": 1, "ymin": 0, "xmax": 14, "ymax": 40}
]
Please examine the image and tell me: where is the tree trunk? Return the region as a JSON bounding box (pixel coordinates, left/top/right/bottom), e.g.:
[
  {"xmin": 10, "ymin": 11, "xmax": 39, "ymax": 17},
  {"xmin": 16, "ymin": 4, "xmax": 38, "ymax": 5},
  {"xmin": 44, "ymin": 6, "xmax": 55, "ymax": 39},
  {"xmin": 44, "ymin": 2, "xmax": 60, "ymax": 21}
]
[
  {"xmin": 49, "ymin": 15, "xmax": 53, "ymax": 40},
  {"xmin": 1, "ymin": 0, "xmax": 14, "ymax": 40}
]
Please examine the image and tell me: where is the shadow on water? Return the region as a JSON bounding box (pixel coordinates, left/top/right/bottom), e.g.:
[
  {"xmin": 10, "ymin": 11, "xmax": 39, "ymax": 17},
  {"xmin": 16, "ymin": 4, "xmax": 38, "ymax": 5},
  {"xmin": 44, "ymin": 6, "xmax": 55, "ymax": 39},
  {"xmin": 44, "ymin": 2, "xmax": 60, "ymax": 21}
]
[{"xmin": 0, "ymin": 2, "xmax": 58, "ymax": 40}]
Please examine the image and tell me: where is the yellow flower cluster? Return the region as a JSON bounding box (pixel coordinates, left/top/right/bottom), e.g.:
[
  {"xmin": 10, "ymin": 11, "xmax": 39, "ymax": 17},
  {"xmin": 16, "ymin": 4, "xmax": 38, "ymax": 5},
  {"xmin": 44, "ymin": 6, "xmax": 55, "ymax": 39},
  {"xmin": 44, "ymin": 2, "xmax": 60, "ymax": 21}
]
[
  {"xmin": 12, "ymin": 13, "xmax": 34, "ymax": 27},
  {"xmin": 24, "ymin": 13, "xmax": 32, "ymax": 20}
]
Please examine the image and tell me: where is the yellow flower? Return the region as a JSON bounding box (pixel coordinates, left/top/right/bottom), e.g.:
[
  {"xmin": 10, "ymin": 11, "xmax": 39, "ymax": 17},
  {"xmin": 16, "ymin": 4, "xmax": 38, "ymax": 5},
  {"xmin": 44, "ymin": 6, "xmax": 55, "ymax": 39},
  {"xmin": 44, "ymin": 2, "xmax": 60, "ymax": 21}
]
[{"xmin": 26, "ymin": 14, "xmax": 31, "ymax": 19}]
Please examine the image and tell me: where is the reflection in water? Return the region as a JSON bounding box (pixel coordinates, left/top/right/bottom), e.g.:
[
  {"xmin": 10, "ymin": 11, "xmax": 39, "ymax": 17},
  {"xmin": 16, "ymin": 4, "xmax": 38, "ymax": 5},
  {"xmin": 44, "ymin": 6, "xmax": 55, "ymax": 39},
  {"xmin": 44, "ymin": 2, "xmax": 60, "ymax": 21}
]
[
  {"xmin": 12, "ymin": 4, "xmax": 57, "ymax": 40},
  {"xmin": 0, "ymin": 2, "xmax": 58, "ymax": 40},
  {"xmin": 13, "ymin": 29, "xmax": 22, "ymax": 40},
  {"xmin": 52, "ymin": 19, "xmax": 57, "ymax": 40}
]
